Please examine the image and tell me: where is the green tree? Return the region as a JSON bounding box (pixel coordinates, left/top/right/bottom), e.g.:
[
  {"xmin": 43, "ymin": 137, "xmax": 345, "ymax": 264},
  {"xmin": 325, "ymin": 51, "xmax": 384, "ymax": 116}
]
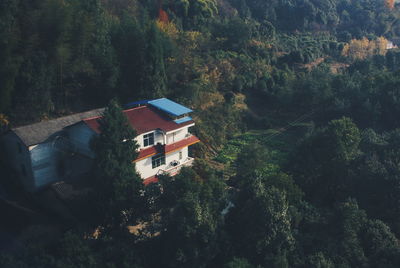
[
  {"xmin": 291, "ymin": 117, "xmax": 361, "ymax": 204},
  {"xmin": 234, "ymin": 142, "xmax": 271, "ymax": 181},
  {"xmin": 14, "ymin": 52, "xmax": 55, "ymax": 121},
  {"xmin": 142, "ymin": 23, "xmax": 168, "ymax": 98},
  {"xmin": 227, "ymin": 178, "xmax": 294, "ymax": 267},
  {"xmin": 332, "ymin": 199, "xmax": 400, "ymax": 267},
  {"xmin": 254, "ymin": 169, "xmax": 304, "ymax": 204},
  {"xmin": 55, "ymin": 231, "xmax": 97, "ymax": 268},
  {"xmin": 361, "ymin": 219, "xmax": 400, "ymax": 267},
  {"xmin": 157, "ymin": 168, "xmax": 228, "ymax": 267},
  {"xmin": 215, "ymin": 18, "xmax": 252, "ymax": 51},
  {"xmin": 355, "ymin": 128, "xmax": 400, "ymax": 234},
  {"xmin": 325, "ymin": 117, "xmax": 361, "ymax": 162},
  {"xmin": 225, "ymin": 257, "xmax": 254, "ymax": 268},
  {"xmin": 112, "ymin": 14, "xmax": 145, "ymax": 100},
  {"xmin": 304, "ymin": 252, "xmax": 334, "ymax": 268},
  {"xmin": 91, "ymin": 99, "xmax": 144, "ymax": 229},
  {"xmin": 0, "ymin": 0, "xmax": 20, "ymax": 112},
  {"xmin": 86, "ymin": 0, "xmax": 119, "ymax": 102}
]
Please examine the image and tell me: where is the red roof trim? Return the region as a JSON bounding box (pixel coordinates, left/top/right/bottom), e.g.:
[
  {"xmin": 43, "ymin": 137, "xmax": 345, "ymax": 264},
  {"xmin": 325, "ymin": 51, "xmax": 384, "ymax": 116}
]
[
  {"xmin": 135, "ymin": 145, "xmax": 162, "ymax": 162},
  {"xmin": 134, "ymin": 135, "xmax": 200, "ymax": 162},
  {"xmin": 165, "ymin": 135, "xmax": 200, "ymax": 154},
  {"xmin": 143, "ymin": 176, "xmax": 159, "ymax": 185}
]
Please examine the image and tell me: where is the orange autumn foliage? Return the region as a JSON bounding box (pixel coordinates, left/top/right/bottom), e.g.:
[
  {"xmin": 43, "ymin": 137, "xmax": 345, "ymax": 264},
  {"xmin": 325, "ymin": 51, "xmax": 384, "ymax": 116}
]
[
  {"xmin": 385, "ymin": 0, "xmax": 395, "ymax": 9},
  {"xmin": 157, "ymin": 0, "xmax": 169, "ymax": 23},
  {"xmin": 158, "ymin": 9, "xmax": 169, "ymax": 23}
]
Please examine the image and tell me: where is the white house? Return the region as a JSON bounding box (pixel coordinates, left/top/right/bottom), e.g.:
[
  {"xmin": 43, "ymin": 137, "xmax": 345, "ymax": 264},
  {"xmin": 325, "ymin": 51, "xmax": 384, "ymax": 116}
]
[
  {"xmin": 0, "ymin": 98, "xmax": 199, "ymax": 191},
  {"xmin": 82, "ymin": 98, "xmax": 200, "ymax": 184}
]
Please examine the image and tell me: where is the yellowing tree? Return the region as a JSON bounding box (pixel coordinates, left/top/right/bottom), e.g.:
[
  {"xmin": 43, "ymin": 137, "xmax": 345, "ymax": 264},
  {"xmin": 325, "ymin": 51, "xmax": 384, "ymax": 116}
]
[
  {"xmin": 156, "ymin": 20, "xmax": 179, "ymax": 40},
  {"xmin": 375, "ymin": 36, "xmax": 389, "ymax": 54},
  {"xmin": 341, "ymin": 37, "xmax": 389, "ymax": 60},
  {"xmin": 0, "ymin": 114, "xmax": 9, "ymax": 133}
]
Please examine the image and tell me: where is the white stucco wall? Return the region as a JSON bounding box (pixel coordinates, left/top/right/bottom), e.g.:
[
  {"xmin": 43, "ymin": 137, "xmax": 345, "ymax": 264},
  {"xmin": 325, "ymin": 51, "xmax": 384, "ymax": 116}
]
[
  {"xmin": 135, "ymin": 154, "xmax": 163, "ymax": 179},
  {"xmin": 182, "ymin": 146, "xmax": 189, "ymax": 159},
  {"xmin": 136, "ymin": 130, "xmax": 164, "ymax": 149},
  {"xmin": 135, "ymin": 147, "xmax": 189, "ymax": 179},
  {"xmin": 168, "ymin": 147, "xmax": 188, "ymax": 163},
  {"xmin": 166, "ymin": 127, "xmax": 189, "ymax": 144},
  {"xmin": 135, "ymin": 124, "xmax": 195, "ymax": 179},
  {"xmin": 165, "ymin": 150, "xmax": 180, "ymax": 168}
]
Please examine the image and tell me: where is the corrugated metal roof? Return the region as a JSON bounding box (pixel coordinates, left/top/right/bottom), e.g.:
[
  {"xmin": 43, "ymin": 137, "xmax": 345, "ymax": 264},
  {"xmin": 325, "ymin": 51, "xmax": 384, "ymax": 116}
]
[
  {"xmin": 174, "ymin": 116, "xmax": 193, "ymax": 124},
  {"xmin": 12, "ymin": 108, "xmax": 105, "ymax": 146},
  {"xmin": 124, "ymin": 100, "xmax": 151, "ymax": 109},
  {"xmin": 148, "ymin": 98, "xmax": 192, "ymax": 117}
]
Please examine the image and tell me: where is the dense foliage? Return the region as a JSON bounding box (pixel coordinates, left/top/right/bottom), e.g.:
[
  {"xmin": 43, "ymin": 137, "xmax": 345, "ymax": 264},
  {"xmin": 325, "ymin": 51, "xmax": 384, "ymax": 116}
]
[{"xmin": 3, "ymin": 0, "xmax": 400, "ymax": 267}]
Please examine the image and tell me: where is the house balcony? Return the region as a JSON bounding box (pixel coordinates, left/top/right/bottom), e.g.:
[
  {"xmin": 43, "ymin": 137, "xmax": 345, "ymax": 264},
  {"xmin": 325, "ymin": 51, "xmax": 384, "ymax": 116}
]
[
  {"xmin": 135, "ymin": 135, "xmax": 200, "ymax": 162},
  {"xmin": 157, "ymin": 157, "xmax": 195, "ymax": 176}
]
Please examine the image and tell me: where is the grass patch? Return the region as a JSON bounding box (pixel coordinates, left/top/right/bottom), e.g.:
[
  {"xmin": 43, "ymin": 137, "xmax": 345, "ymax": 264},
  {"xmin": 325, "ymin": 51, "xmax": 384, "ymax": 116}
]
[{"xmin": 215, "ymin": 124, "xmax": 311, "ymax": 170}]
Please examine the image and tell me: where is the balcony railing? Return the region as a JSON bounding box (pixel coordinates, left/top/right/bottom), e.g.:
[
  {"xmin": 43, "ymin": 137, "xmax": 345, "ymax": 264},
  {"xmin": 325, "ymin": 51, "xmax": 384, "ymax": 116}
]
[{"xmin": 157, "ymin": 157, "xmax": 194, "ymax": 176}]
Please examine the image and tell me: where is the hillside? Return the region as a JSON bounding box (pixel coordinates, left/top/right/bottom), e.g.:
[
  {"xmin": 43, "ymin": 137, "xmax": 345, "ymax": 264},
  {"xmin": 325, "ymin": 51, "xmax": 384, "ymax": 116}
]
[{"xmin": 2, "ymin": 0, "xmax": 400, "ymax": 267}]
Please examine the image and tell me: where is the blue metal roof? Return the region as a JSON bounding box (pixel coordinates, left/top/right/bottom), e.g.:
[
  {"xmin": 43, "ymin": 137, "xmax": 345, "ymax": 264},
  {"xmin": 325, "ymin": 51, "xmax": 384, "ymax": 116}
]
[
  {"xmin": 174, "ymin": 116, "xmax": 193, "ymax": 124},
  {"xmin": 148, "ymin": 98, "xmax": 193, "ymax": 117},
  {"xmin": 124, "ymin": 100, "xmax": 151, "ymax": 109}
]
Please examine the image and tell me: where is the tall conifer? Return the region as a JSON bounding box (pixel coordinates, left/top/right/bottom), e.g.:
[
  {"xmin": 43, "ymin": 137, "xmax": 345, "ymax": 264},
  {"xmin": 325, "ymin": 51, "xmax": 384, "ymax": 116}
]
[
  {"xmin": 142, "ymin": 23, "xmax": 167, "ymax": 98},
  {"xmin": 91, "ymin": 99, "xmax": 144, "ymax": 229}
]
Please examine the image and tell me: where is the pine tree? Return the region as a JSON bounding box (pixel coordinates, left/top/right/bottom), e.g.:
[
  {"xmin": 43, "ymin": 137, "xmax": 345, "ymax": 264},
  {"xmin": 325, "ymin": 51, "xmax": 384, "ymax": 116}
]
[
  {"xmin": 91, "ymin": 99, "xmax": 144, "ymax": 229},
  {"xmin": 0, "ymin": 0, "xmax": 20, "ymax": 113},
  {"xmin": 142, "ymin": 22, "xmax": 167, "ymax": 98}
]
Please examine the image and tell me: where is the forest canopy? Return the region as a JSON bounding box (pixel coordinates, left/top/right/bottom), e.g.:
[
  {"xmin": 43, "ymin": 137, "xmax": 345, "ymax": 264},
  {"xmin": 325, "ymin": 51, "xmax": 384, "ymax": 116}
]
[{"xmin": 2, "ymin": 0, "xmax": 400, "ymax": 267}]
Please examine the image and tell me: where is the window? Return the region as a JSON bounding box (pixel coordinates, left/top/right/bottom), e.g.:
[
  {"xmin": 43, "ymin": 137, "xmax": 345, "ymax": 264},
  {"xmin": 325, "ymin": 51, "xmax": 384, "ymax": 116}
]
[
  {"xmin": 143, "ymin": 133, "xmax": 154, "ymax": 147},
  {"xmin": 152, "ymin": 154, "xmax": 165, "ymax": 169},
  {"xmin": 179, "ymin": 151, "xmax": 182, "ymax": 160}
]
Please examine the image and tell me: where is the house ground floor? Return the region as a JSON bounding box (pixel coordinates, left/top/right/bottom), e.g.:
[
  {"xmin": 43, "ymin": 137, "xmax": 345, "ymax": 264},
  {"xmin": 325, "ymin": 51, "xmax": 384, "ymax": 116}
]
[{"xmin": 135, "ymin": 135, "xmax": 200, "ymax": 183}]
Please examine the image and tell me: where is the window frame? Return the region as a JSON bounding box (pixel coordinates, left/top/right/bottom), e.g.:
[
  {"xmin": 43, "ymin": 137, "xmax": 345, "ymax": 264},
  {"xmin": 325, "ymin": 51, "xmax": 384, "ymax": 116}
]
[
  {"xmin": 143, "ymin": 132, "xmax": 155, "ymax": 147},
  {"xmin": 152, "ymin": 154, "xmax": 165, "ymax": 169}
]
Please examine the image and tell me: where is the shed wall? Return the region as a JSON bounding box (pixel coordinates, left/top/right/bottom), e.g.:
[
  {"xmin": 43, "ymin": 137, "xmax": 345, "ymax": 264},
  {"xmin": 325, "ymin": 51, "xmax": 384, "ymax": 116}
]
[
  {"xmin": 66, "ymin": 123, "xmax": 96, "ymax": 158},
  {"xmin": 30, "ymin": 142, "xmax": 61, "ymax": 189},
  {"xmin": 0, "ymin": 132, "xmax": 34, "ymax": 191}
]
